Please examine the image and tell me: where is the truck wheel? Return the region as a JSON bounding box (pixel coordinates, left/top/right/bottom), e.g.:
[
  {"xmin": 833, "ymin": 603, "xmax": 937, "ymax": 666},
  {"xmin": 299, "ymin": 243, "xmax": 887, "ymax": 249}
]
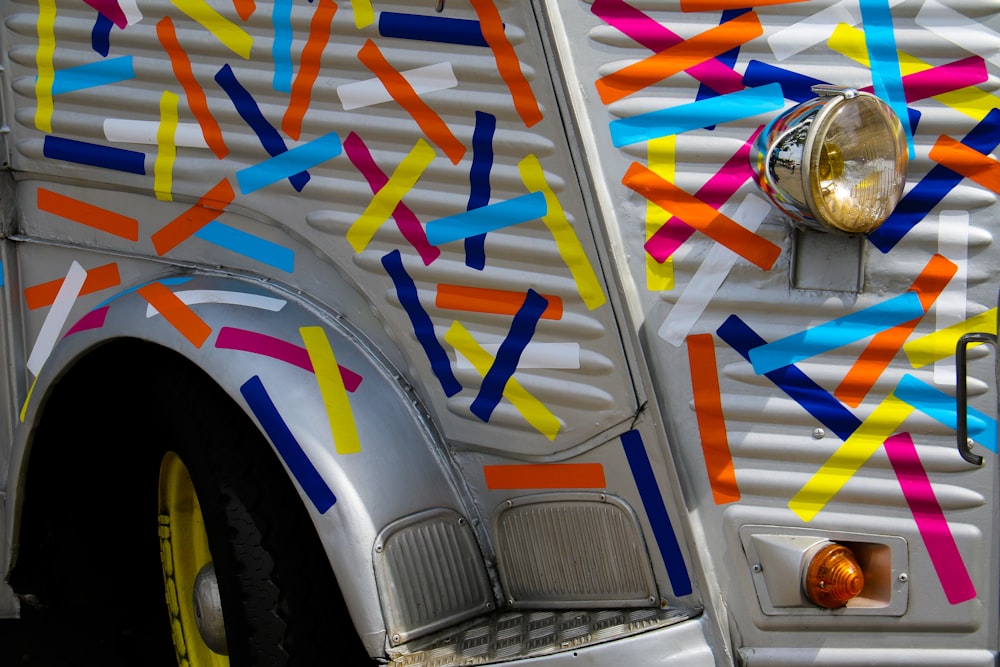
[{"xmin": 154, "ymin": 380, "xmax": 370, "ymax": 666}]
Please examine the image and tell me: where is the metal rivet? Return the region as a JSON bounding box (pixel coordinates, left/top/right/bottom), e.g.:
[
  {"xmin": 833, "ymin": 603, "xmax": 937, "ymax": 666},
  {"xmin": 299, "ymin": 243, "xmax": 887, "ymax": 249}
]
[
  {"xmin": 812, "ymin": 428, "xmax": 825, "ymax": 440},
  {"xmin": 374, "ymin": 544, "xmax": 383, "ymax": 553},
  {"xmin": 752, "ymin": 563, "xmax": 763, "ymax": 573},
  {"xmin": 898, "ymin": 573, "xmax": 908, "ymax": 583},
  {"xmin": 392, "ymin": 634, "xmax": 401, "ymax": 644}
]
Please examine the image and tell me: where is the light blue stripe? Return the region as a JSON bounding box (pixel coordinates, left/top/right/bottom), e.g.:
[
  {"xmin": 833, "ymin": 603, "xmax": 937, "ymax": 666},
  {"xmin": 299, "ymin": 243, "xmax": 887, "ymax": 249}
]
[
  {"xmin": 749, "ymin": 291, "xmax": 924, "ymax": 375},
  {"xmin": 51, "ymin": 57, "xmax": 134, "ymax": 95},
  {"xmin": 95, "ymin": 277, "xmax": 192, "ymax": 308},
  {"xmin": 895, "ymin": 374, "xmax": 997, "ymax": 453},
  {"xmin": 195, "ymin": 222, "xmax": 295, "ymax": 273},
  {"xmin": 860, "ymin": 0, "xmax": 915, "ymax": 158},
  {"xmin": 236, "ymin": 131, "xmax": 342, "ymax": 194},
  {"xmin": 609, "ymin": 83, "xmax": 786, "ymax": 147},
  {"xmin": 272, "ymin": 0, "xmax": 293, "ymax": 93},
  {"xmin": 425, "ymin": 192, "xmax": 547, "ymax": 246}
]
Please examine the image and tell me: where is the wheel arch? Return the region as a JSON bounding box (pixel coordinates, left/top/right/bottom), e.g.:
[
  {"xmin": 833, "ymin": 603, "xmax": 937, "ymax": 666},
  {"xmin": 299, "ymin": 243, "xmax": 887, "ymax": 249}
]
[{"xmin": 9, "ymin": 271, "xmax": 488, "ymax": 657}]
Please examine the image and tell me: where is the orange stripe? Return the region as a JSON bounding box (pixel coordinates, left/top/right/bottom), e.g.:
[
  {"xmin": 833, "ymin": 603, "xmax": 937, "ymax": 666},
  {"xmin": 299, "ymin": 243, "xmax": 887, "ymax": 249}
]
[
  {"xmin": 157, "ymin": 17, "xmax": 229, "ymax": 159},
  {"xmin": 38, "ymin": 188, "xmax": 139, "ymax": 241},
  {"xmin": 596, "ymin": 12, "xmax": 762, "ymax": 105},
  {"xmin": 623, "ymin": 162, "xmax": 780, "ymax": 270},
  {"xmin": 681, "ymin": 0, "xmax": 807, "ymax": 10},
  {"xmin": 283, "ymin": 0, "xmax": 337, "ymax": 141},
  {"xmin": 25, "ymin": 263, "xmax": 122, "ymax": 310},
  {"xmin": 151, "ymin": 179, "xmax": 236, "ymax": 255},
  {"xmin": 233, "ymin": 0, "xmax": 255, "ymax": 20},
  {"xmin": 484, "ymin": 463, "xmax": 606, "ymax": 489},
  {"xmin": 137, "ymin": 282, "xmax": 212, "ymax": 348},
  {"xmin": 436, "ymin": 284, "xmax": 563, "ymax": 320},
  {"xmin": 929, "ymin": 134, "xmax": 1000, "ymax": 194},
  {"xmin": 357, "ymin": 39, "xmax": 465, "ymax": 165},
  {"xmin": 835, "ymin": 254, "xmax": 957, "ymax": 407},
  {"xmin": 469, "ymin": 0, "xmax": 542, "ymax": 128},
  {"xmin": 687, "ymin": 334, "xmax": 739, "ymax": 504}
]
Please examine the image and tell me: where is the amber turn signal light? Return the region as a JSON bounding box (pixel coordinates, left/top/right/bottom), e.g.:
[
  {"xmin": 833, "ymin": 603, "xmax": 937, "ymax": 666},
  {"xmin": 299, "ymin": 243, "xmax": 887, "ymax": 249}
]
[{"xmin": 803, "ymin": 543, "xmax": 865, "ymax": 609}]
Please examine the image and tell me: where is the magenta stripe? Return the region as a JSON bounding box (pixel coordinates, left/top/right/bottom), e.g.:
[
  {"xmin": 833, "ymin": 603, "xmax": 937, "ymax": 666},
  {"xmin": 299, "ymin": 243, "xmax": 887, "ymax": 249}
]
[
  {"xmin": 860, "ymin": 55, "xmax": 987, "ymax": 103},
  {"xmin": 884, "ymin": 432, "xmax": 976, "ymax": 605},
  {"xmin": 64, "ymin": 306, "xmax": 110, "ymax": 337},
  {"xmin": 216, "ymin": 327, "xmax": 362, "ymax": 392},
  {"xmin": 83, "ymin": 0, "xmax": 127, "ymax": 28}
]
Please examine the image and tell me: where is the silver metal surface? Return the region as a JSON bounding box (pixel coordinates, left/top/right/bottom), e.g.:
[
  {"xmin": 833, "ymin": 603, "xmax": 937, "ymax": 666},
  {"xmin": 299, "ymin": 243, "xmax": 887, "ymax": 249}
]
[{"xmin": 192, "ymin": 563, "xmax": 228, "ymax": 656}]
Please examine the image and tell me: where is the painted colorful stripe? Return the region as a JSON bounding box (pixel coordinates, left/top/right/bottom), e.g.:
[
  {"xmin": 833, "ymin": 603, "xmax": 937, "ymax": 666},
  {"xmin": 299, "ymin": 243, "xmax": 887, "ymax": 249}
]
[
  {"xmin": 215, "ymin": 327, "xmax": 363, "ymax": 391},
  {"xmin": 44, "ymin": 136, "xmax": 145, "ymax": 175},
  {"xmin": 143, "ymin": 289, "xmax": 286, "ymax": 316},
  {"xmin": 241, "ymin": 375, "xmax": 337, "ymax": 513},
  {"xmin": 236, "ymin": 131, "xmax": 341, "ymax": 195},
  {"xmin": 904, "ymin": 308, "xmax": 997, "ymax": 369},
  {"xmin": 445, "ymin": 320, "xmax": 561, "ymax": 440},
  {"xmin": 51, "ymin": 57, "xmax": 135, "ymax": 95},
  {"xmin": 137, "ymin": 282, "xmax": 212, "ymax": 348},
  {"xmin": 194, "ymin": 222, "xmax": 295, "ymax": 273},
  {"xmin": 171, "ymin": 0, "xmax": 252, "ymax": 58},
  {"xmin": 860, "ymin": 0, "xmax": 914, "ymax": 157},
  {"xmin": 154, "ymin": 91, "xmax": 179, "ymax": 201},
  {"xmin": 469, "ymin": 0, "xmax": 542, "ymax": 127},
  {"xmin": 65, "ymin": 305, "xmax": 110, "ymax": 336},
  {"xmin": 929, "ymin": 134, "xmax": 1000, "ymax": 194},
  {"xmin": 233, "ymin": 0, "xmax": 255, "ymax": 21},
  {"xmin": 883, "ymin": 432, "xmax": 976, "ymax": 605},
  {"xmin": 301, "ymin": 326, "xmax": 362, "ymax": 455},
  {"xmin": 645, "ymin": 137, "xmax": 675, "ymax": 291},
  {"xmin": 26, "ymin": 262, "xmax": 122, "ymax": 310},
  {"xmin": 687, "ymin": 334, "xmax": 739, "ymax": 504},
  {"xmin": 350, "ymin": 0, "xmax": 374, "ymax": 28},
  {"xmin": 38, "ymin": 188, "xmax": 139, "ymax": 241},
  {"xmin": 91, "ymin": 14, "xmax": 113, "ymax": 56},
  {"xmin": 624, "ymin": 162, "xmax": 780, "ymax": 271},
  {"xmin": 84, "ymin": 0, "xmax": 127, "ymax": 28},
  {"xmin": 152, "ymin": 179, "xmax": 236, "ymax": 255},
  {"xmin": 520, "ymin": 154, "xmax": 607, "ymax": 310},
  {"xmin": 466, "ymin": 110, "xmax": 496, "ymax": 270},
  {"xmin": 378, "ymin": 12, "xmax": 489, "ymax": 46},
  {"xmin": 894, "ymin": 374, "xmax": 996, "ymax": 453},
  {"xmin": 34, "ymin": 0, "xmax": 56, "ymax": 132},
  {"xmin": 436, "ymin": 284, "xmax": 563, "ymax": 320},
  {"xmin": 26, "ymin": 261, "xmax": 88, "ymax": 375},
  {"xmin": 621, "ymin": 430, "xmax": 692, "ymax": 596},
  {"xmin": 271, "ymin": 0, "xmax": 293, "ymax": 93},
  {"xmin": 282, "ymin": 0, "xmax": 337, "ymax": 141},
  {"xmin": 342, "ymin": 132, "xmax": 439, "ymax": 265},
  {"xmin": 681, "ymin": 0, "xmax": 806, "ymax": 9},
  {"xmin": 484, "ymin": 463, "xmax": 606, "ymax": 490},
  {"xmin": 382, "ymin": 250, "xmax": 461, "ymax": 397},
  {"xmin": 425, "ymin": 193, "xmax": 547, "ymax": 246},
  {"xmin": 357, "ymin": 40, "xmax": 465, "ymax": 164},
  {"xmin": 337, "ymin": 62, "xmax": 458, "ymax": 111}
]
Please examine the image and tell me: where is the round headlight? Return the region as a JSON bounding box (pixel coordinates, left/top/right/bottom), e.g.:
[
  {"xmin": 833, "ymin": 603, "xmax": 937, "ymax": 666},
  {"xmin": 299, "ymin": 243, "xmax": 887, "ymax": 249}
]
[{"xmin": 752, "ymin": 87, "xmax": 908, "ymax": 235}]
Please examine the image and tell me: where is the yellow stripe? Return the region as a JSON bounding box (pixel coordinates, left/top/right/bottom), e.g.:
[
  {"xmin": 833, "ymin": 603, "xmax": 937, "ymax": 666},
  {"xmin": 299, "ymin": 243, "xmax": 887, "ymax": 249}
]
[
  {"xmin": 347, "ymin": 138, "xmax": 435, "ymax": 253},
  {"xmin": 351, "ymin": 0, "xmax": 374, "ymax": 28},
  {"xmin": 828, "ymin": 23, "xmax": 998, "ymax": 122},
  {"xmin": 445, "ymin": 321, "xmax": 561, "ymax": 440},
  {"xmin": 904, "ymin": 308, "xmax": 997, "ymax": 368},
  {"xmin": 789, "ymin": 393, "xmax": 913, "ymax": 521},
  {"xmin": 300, "ymin": 326, "xmax": 361, "ymax": 455},
  {"xmin": 155, "ymin": 91, "xmax": 179, "ymax": 202},
  {"xmin": 519, "ymin": 154, "xmax": 606, "ymax": 310},
  {"xmin": 646, "ymin": 136, "xmax": 676, "ymax": 291},
  {"xmin": 171, "ymin": 0, "xmax": 253, "ymax": 59},
  {"xmin": 20, "ymin": 375, "xmax": 39, "ymax": 423},
  {"xmin": 35, "ymin": 0, "xmax": 56, "ymax": 133}
]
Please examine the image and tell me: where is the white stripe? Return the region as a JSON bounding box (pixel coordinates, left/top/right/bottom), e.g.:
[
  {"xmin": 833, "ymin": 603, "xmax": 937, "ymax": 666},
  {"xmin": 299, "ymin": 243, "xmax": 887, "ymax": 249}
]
[
  {"xmin": 145, "ymin": 290, "xmax": 287, "ymax": 318},
  {"xmin": 455, "ymin": 342, "xmax": 581, "ymax": 370},
  {"xmin": 27, "ymin": 261, "xmax": 88, "ymax": 376},
  {"xmin": 768, "ymin": 0, "xmax": 906, "ymax": 61},
  {"xmin": 104, "ymin": 119, "xmax": 209, "ymax": 148},
  {"xmin": 119, "ymin": 0, "xmax": 143, "ymax": 26},
  {"xmin": 337, "ymin": 62, "xmax": 458, "ymax": 111},
  {"xmin": 934, "ymin": 210, "xmax": 969, "ymax": 385},
  {"xmin": 917, "ymin": 0, "xmax": 1000, "ymax": 68},
  {"xmin": 658, "ymin": 195, "xmax": 772, "ymax": 347}
]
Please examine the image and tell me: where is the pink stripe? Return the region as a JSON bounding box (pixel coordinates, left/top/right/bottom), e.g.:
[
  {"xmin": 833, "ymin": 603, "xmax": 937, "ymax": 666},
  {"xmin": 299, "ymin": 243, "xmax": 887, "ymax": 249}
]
[
  {"xmin": 592, "ymin": 0, "xmax": 743, "ymax": 94},
  {"xmin": 64, "ymin": 306, "xmax": 109, "ymax": 337},
  {"xmin": 861, "ymin": 56, "xmax": 987, "ymax": 103},
  {"xmin": 884, "ymin": 432, "xmax": 976, "ymax": 605},
  {"xmin": 644, "ymin": 127, "xmax": 759, "ymax": 262},
  {"xmin": 343, "ymin": 132, "xmax": 440, "ymax": 266},
  {"xmin": 83, "ymin": 0, "xmax": 127, "ymax": 28},
  {"xmin": 216, "ymin": 327, "xmax": 362, "ymax": 392}
]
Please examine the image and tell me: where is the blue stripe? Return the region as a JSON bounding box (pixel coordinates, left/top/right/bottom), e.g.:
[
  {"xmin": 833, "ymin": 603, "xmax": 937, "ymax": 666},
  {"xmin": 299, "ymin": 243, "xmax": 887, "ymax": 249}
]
[
  {"xmin": 44, "ymin": 135, "xmax": 145, "ymax": 174},
  {"xmin": 194, "ymin": 222, "xmax": 295, "ymax": 272},
  {"xmin": 869, "ymin": 108, "xmax": 1000, "ymax": 253},
  {"xmin": 91, "ymin": 14, "xmax": 113, "ymax": 57},
  {"xmin": 215, "ymin": 64, "xmax": 309, "ymax": 191},
  {"xmin": 610, "ymin": 83, "xmax": 786, "ymax": 147},
  {"xmin": 237, "ymin": 131, "xmax": 341, "ymax": 194},
  {"xmin": 470, "ymin": 289, "xmax": 547, "ymax": 422},
  {"xmin": 894, "ymin": 374, "xmax": 996, "ymax": 453},
  {"xmin": 272, "ymin": 0, "xmax": 293, "ymax": 93},
  {"xmin": 426, "ymin": 192, "xmax": 547, "ymax": 246},
  {"xmin": 241, "ymin": 375, "xmax": 337, "ymax": 513},
  {"xmin": 621, "ymin": 429, "xmax": 692, "ymax": 597},
  {"xmin": 51, "ymin": 56, "xmax": 134, "ymax": 95},
  {"xmin": 466, "ymin": 110, "xmax": 495, "ymax": 270},
  {"xmin": 749, "ymin": 291, "xmax": 925, "ymax": 375},
  {"xmin": 695, "ymin": 8, "xmax": 749, "ymax": 109},
  {"xmin": 378, "ymin": 12, "xmax": 489, "ymax": 47},
  {"xmin": 743, "ymin": 60, "xmax": 826, "ymax": 104},
  {"xmin": 860, "ymin": 0, "xmax": 914, "ymax": 159},
  {"xmin": 96, "ymin": 277, "xmax": 192, "ymax": 307},
  {"xmin": 381, "ymin": 250, "xmax": 462, "ymax": 397},
  {"xmin": 717, "ymin": 315, "xmax": 863, "ymax": 441}
]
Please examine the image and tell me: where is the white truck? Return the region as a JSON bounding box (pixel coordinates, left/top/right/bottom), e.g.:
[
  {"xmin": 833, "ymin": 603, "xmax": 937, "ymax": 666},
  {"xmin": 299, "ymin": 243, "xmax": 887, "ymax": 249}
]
[{"xmin": 0, "ymin": 0, "xmax": 996, "ymax": 664}]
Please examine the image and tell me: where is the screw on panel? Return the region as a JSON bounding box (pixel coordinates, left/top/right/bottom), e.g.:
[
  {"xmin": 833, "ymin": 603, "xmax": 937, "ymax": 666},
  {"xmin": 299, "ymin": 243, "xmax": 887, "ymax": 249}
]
[
  {"xmin": 374, "ymin": 543, "xmax": 383, "ymax": 554},
  {"xmin": 457, "ymin": 517, "xmax": 466, "ymax": 526},
  {"xmin": 898, "ymin": 573, "xmax": 908, "ymax": 583},
  {"xmin": 812, "ymin": 428, "xmax": 825, "ymax": 440},
  {"xmin": 752, "ymin": 564, "xmax": 763, "ymax": 573},
  {"xmin": 392, "ymin": 634, "xmax": 401, "ymax": 644}
]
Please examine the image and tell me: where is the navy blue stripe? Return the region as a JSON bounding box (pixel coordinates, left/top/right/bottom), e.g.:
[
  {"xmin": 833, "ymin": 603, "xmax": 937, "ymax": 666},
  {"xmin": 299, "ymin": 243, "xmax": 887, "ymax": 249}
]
[
  {"xmin": 91, "ymin": 14, "xmax": 112, "ymax": 57},
  {"xmin": 378, "ymin": 12, "xmax": 489, "ymax": 47},
  {"xmin": 465, "ymin": 111, "xmax": 495, "ymax": 270},
  {"xmin": 44, "ymin": 135, "xmax": 146, "ymax": 174}
]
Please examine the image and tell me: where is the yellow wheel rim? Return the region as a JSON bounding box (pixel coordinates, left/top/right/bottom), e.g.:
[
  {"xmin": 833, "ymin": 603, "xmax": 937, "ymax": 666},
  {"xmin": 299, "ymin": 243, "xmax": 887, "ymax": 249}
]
[{"xmin": 158, "ymin": 452, "xmax": 230, "ymax": 667}]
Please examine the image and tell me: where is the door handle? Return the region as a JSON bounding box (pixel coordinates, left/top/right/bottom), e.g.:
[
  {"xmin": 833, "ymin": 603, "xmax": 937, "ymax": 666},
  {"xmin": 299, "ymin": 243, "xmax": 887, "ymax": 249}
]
[{"xmin": 955, "ymin": 331, "xmax": 997, "ymax": 466}]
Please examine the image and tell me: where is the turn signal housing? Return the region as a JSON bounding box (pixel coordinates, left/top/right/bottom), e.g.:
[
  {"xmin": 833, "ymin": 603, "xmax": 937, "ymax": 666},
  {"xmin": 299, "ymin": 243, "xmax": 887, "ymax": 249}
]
[
  {"xmin": 803, "ymin": 542, "xmax": 865, "ymax": 609},
  {"xmin": 752, "ymin": 86, "xmax": 907, "ymax": 235}
]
